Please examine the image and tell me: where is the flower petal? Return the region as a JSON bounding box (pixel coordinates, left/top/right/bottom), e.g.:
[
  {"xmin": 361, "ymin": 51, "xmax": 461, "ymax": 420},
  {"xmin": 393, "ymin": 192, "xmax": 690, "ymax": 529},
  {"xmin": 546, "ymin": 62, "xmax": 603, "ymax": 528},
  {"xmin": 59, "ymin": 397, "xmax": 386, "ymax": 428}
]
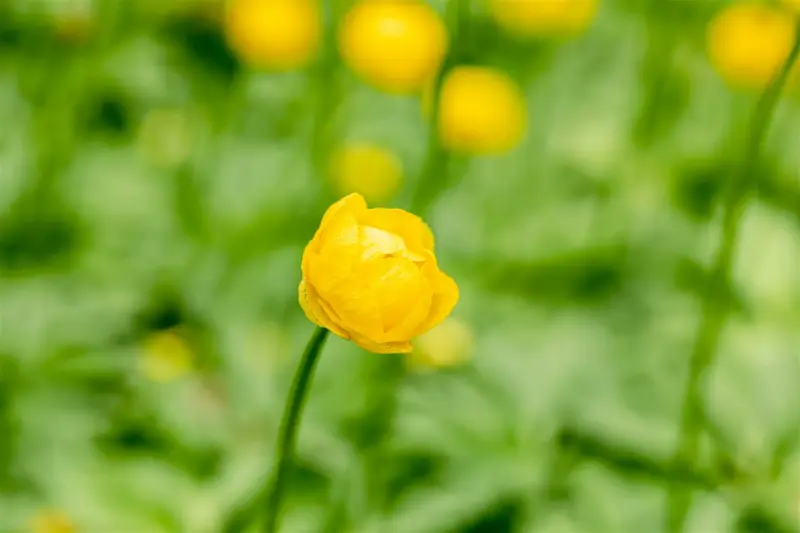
[
  {"xmin": 416, "ymin": 262, "xmax": 459, "ymax": 335},
  {"xmin": 298, "ymin": 280, "xmax": 351, "ymax": 339},
  {"xmin": 309, "ymin": 193, "xmax": 366, "ymax": 254},
  {"xmin": 358, "ymin": 208, "xmax": 435, "ymax": 256},
  {"xmin": 350, "ymin": 330, "xmax": 413, "ymax": 354}
]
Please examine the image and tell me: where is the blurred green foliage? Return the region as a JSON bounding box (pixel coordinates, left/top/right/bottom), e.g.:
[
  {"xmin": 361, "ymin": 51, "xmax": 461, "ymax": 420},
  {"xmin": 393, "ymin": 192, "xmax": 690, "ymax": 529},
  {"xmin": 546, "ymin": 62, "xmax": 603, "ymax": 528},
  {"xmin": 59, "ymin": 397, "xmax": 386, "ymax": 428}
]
[{"xmin": 0, "ymin": 0, "xmax": 799, "ymax": 532}]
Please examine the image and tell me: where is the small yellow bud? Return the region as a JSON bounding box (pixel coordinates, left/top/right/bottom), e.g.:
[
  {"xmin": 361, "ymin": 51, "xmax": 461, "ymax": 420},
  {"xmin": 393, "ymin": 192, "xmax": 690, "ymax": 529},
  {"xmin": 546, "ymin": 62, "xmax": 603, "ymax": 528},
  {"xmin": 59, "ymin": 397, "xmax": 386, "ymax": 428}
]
[
  {"xmin": 707, "ymin": 2, "xmax": 798, "ymax": 90},
  {"xmin": 434, "ymin": 66, "xmax": 527, "ymax": 155},
  {"xmin": 140, "ymin": 329, "xmax": 194, "ymax": 382},
  {"xmin": 137, "ymin": 109, "xmax": 193, "ymax": 168},
  {"xmin": 329, "ymin": 142, "xmax": 403, "ymax": 204},
  {"xmin": 31, "ymin": 510, "xmax": 75, "ymax": 533},
  {"xmin": 408, "ymin": 318, "xmax": 473, "ymax": 370},
  {"xmin": 489, "ymin": 0, "xmax": 598, "ymax": 37},
  {"xmin": 224, "ymin": 0, "xmax": 321, "ymax": 70},
  {"xmin": 338, "ymin": 0, "xmax": 448, "ymax": 94}
]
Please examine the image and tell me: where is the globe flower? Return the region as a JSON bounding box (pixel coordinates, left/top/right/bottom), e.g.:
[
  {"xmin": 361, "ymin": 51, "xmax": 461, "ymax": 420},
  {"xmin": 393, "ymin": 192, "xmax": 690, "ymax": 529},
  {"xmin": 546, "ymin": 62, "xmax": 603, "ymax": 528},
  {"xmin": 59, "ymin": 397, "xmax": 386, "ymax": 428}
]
[
  {"xmin": 31, "ymin": 510, "xmax": 75, "ymax": 533},
  {"xmin": 298, "ymin": 193, "xmax": 458, "ymax": 354},
  {"xmin": 433, "ymin": 66, "xmax": 527, "ymax": 155},
  {"xmin": 338, "ymin": 0, "xmax": 448, "ymax": 94},
  {"xmin": 489, "ymin": 0, "xmax": 598, "ymax": 37},
  {"xmin": 224, "ymin": 0, "xmax": 320, "ymax": 70},
  {"xmin": 707, "ymin": 2, "xmax": 797, "ymax": 90},
  {"xmin": 140, "ymin": 329, "xmax": 194, "ymax": 382},
  {"xmin": 329, "ymin": 142, "xmax": 403, "ymax": 204},
  {"xmin": 407, "ymin": 317, "xmax": 473, "ymax": 370}
]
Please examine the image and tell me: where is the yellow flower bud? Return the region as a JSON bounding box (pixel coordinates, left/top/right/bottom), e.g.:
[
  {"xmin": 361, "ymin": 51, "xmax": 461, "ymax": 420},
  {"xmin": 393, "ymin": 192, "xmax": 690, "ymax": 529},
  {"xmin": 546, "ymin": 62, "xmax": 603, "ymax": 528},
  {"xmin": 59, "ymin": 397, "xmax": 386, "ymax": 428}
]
[
  {"xmin": 299, "ymin": 193, "xmax": 459, "ymax": 354},
  {"xmin": 489, "ymin": 0, "xmax": 598, "ymax": 37},
  {"xmin": 224, "ymin": 0, "xmax": 321, "ymax": 70},
  {"xmin": 329, "ymin": 142, "xmax": 403, "ymax": 204},
  {"xmin": 31, "ymin": 510, "xmax": 75, "ymax": 533},
  {"xmin": 140, "ymin": 329, "xmax": 194, "ymax": 382},
  {"xmin": 408, "ymin": 318, "xmax": 473, "ymax": 369},
  {"xmin": 338, "ymin": 0, "xmax": 448, "ymax": 94},
  {"xmin": 434, "ymin": 66, "xmax": 527, "ymax": 155},
  {"xmin": 707, "ymin": 2, "xmax": 797, "ymax": 90},
  {"xmin": 137, "ymin": 109, "xmax": 193, "ymax": 168}
]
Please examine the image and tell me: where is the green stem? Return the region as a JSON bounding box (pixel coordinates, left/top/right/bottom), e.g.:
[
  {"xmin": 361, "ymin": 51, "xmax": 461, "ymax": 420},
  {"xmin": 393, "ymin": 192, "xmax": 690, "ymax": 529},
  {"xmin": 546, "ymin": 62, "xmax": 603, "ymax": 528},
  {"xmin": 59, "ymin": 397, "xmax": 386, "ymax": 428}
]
[
  {"xmin": 408, "ymin": 0, "xmax": 472, "ymax": 215},
  {"xmin": 263, "ymin": 326, "xmax": 330, "ymax": 533},
  {"xmin": 665, "ymin": 22, "xmax": 800, "ymax": 533},
  {"xmin": 221, "ymin": 326, "xmax": 329, "ymax": 533}
]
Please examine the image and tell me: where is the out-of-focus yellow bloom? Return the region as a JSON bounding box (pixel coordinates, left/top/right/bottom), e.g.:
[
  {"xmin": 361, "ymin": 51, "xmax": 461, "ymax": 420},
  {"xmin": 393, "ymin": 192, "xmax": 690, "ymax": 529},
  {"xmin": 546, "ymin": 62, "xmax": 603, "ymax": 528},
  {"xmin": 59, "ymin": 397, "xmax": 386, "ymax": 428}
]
[
  {"xmin": 224, "ymin": 0, "xmax": 321, "ymax": 70},
  {"xmin": 338, "ymin": 0, "xmax": 448, "ymax": 94},
  {"xmin": 137, "ymin": 109, "xmax": 193, "ymax": 168},
  {"xmin": 31, "ymin": 510, "xmax": 75, "ymax": 533},
  {"xmin": 407, "ymin": 318, "xmax": 473, "ymax": 369},
  {"xmin": 489, "ymin": 0, "xmax": 598, "ymax": 37},
  {"xmin": 140, "ymin": 329, "xmax": 194, "ymax": 382},
  {"xmin": 433, "ymin": 66, "xmax": 526, "ymax": 155},
  {"xmin": 782, "ymin": 0, "xmax": 800, "ymax": 12},
  {"xmin": 329, "ymin": 142, "xmax": 403, "ymax": 204},
  {"xmin": 707, "ymin": 2, "xmax": 797, "ymax": 90},
  {"xmin": 299, "ymin": 193, "xmax": 458, "ymax": 354}
]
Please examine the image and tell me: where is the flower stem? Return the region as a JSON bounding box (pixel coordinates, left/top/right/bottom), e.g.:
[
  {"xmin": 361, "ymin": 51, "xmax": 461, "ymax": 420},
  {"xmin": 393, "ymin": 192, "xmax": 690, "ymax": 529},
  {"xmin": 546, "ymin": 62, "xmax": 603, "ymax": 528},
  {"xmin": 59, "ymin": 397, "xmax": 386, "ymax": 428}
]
[
  {"xmin": 220, "ymin": 326, "xmax": 329, "ymax": 533},
  {"xmin": 665, "ymin": 21, "xmax": 800, "ymax": 533},
  {"xmin": 408, "ymin": 0, "xmax": 472, "ymax": 215},
  {"xmin": 263, "ymin": 326, "xmax": 329, "ymax": 533}
]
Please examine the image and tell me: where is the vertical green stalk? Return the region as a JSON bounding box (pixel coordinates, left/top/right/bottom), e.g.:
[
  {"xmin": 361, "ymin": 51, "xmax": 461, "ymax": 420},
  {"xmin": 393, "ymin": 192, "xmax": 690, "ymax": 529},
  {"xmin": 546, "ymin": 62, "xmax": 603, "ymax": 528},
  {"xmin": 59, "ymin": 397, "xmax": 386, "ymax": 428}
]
[
  {"xmin": 408, "ymin": 0, "xmax": 472, "ymax": 215},
  {"xmin": 666, "ymin": 22, "xmax": 800, "ymax": 533},
  {"xmin": 221, "ymin": 326, "xmax": 329, "ymax": 533},
  {"xmin": 262, "ymin": 326, "xmax": 330, "ymax": 533}
]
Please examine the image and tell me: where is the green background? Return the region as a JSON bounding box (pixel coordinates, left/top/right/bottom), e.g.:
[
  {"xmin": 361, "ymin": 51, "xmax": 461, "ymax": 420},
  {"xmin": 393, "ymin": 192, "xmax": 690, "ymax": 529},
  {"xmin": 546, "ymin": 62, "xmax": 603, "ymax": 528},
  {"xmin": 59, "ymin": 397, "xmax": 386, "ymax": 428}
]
[{"xmin": 0, "ymin": 0, "xmax": 798, "ymax": 531}]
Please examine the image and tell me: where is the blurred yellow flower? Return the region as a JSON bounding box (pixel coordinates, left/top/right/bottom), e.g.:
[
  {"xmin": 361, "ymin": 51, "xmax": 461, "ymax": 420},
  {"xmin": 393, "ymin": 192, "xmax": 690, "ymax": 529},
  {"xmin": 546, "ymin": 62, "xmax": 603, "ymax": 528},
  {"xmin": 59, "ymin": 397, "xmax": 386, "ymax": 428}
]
[
  {"xmin": 329, "ymin": 142, "xmax": 403, "ymax": 204},
  {"xmin": 434, "ymin": 66, "xmax": 527, "ymax": 154},
  {"xmin": 299, "ymin": 193, "xmax": 458, "ymax": 354},
  {"xmin": 338, "ymin": 0, "xmax": 448, "ymax": 94},
  {"xmin": 137, "ymin": 109, "xmax": 193, "ymax": 168},
  {"xmin": 52, "ymin": 8, "xmax": 94, "ymax": 44},
  {"xmin": 489, "ymin": 0, "xmax": 598, "ymax": 37},
  {"xmin": 140, "ymin": 329, "xmax": 194, "ymax": 382},
  {"xmin": 224, "ymin": 0, "xmax": 321, "ymax": 70},
  {"xmin": 707, "ymin": 2, "xmax": 797, "ymax": 90},
  {"xmin": 408, "ymin": 317, "xmax": 473, "ymax": 369},
  {"xmin": 31, "ymin": 510, "xmax": 75, "ymax": 533}
]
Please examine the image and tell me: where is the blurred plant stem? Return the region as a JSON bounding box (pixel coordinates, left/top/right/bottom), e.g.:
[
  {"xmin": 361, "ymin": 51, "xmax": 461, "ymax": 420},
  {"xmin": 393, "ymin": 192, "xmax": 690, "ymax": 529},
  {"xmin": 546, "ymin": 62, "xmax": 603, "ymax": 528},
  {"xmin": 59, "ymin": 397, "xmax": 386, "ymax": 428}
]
[
  {"xmin": 408, "ymin": 0, "xmax": 472, "ymax": 215},
  {"xmin": 666, "ymin": 21, "xmax": 800, "ymax": 533},
  {"xmin": 221, "ymin": 326, "xmax": 329, "ymax": 533}
]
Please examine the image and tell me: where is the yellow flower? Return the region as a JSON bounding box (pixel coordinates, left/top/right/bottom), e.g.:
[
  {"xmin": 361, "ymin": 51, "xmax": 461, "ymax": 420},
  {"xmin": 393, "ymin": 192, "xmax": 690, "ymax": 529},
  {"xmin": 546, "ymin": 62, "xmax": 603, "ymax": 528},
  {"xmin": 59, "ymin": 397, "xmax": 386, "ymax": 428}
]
[
  {"xmin": 140, "ymin": 329, "xmax": 194, "ymax": 382},
  {"xmin": 338, "ymin": 0, "xmax": 448, "ymax": 94},
  {"xmin": 329, "ymin": 142, "xmax": 403, "ymax": 204},
  {"xmin": 224, "ymin": 0, "xmax": 321, "ymax": 70},
  {"xmin": 489, "ymin": 0, "xmax": 598, "ymax": 37},
  {"xmin": 31, "ymin": 510, "xmax": 75, "ymax": 533},
  {"xmin": 299, "ymin": 193, "xmax": 459, "ymax": 354},
  {"xmin": 707, "ymin": 2, "xmax": 797, "ymax": 90},
  {"xmin": 407, "ymin": 318, "xmax": 473, "ymax": 369},
  {"xmin": 434, "ymin": 66, "xmax": 527, "ymax": 155},
  {"xmin": 137, "ymin": 109, "xmax": 193, "ymax": 168}
]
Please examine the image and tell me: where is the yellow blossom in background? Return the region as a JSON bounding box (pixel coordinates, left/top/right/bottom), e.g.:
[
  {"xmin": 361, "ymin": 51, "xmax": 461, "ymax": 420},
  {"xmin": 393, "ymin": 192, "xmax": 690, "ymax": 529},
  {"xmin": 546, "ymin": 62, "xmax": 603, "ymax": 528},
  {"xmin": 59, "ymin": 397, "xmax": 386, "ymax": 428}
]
[
  {"xmin": 52, "ymin": 5, "xmax": 94, "ymax": 44},
  {"xmin": 338, "ymin": 0, "xmax": 448, "ymax": 94},
  {"xmin": 407, "ymin": 317, "xmax": 473, "ymax": 369},
  {"xmin": 31, "ymin": 510, "xmax": 75, "ymax": 533},
  {"xmin": 434, "ymin": 66, "xmax": 527, "ymax": 155},
  {"xmin": 299, "ymin": 193, "xmax": 459, "ymax": 354},
  {"xmin": 140, "ymin": 329, "xmax": 194, "ymax": 382},
  {"xmin": 137, "ymin": 109, "xmax": 194, "ymax": 168},
  {"xmin": 329, "ymin": 142, "xmax": 403, "ymax": 204},
  {"xmin": 489, "ymin": 0, "xmax": 598, "ymax": 37},
  {"xmin": 707, "ymin": 2, "xmax": 797, "ymax": 90},
  {"xmin": 224, "ymin": 0, "xmax": 321, "ymax": 70}
]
